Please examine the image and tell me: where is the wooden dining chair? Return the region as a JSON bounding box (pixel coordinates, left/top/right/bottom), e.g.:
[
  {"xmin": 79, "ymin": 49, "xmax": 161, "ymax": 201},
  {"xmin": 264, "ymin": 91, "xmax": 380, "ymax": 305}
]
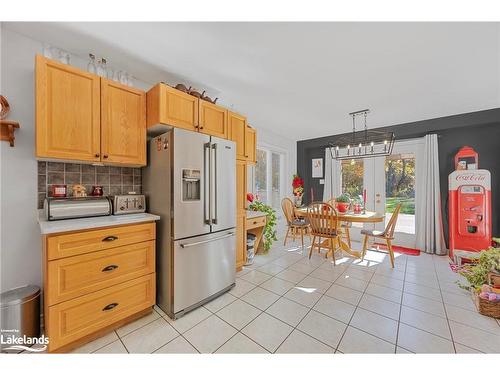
[
  {"xmin": 307, "ymin": 202, "xmax": 341, "ymax": 265},
  {"xmin": 281, "ymin": 197, "xmax": 310, "ymax": 250},
  {"xmin": 360, "ymin": 203, "xmax": 402, "ymax": 268},
  {"xmin": 326, "ymin": 198, "xmax": 352, "ymax": 248}
]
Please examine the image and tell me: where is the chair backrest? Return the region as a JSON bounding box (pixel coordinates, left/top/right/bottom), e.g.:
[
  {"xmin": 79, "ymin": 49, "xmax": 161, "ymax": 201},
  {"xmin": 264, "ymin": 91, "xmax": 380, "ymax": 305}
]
[
  {"xmin": 326, "ymin": 198, "xmax": 336, "ymax": 207},
  {"xmin": 281, "ymin": 198, "xmax": 296, "ymax": 226},
  {"xmin": 384, "ymin": 203, "xmax": 402, "ymax": 238},
  {"xmin": 307, "ymin": 202, "xmax": 339, "ymax": 237}
]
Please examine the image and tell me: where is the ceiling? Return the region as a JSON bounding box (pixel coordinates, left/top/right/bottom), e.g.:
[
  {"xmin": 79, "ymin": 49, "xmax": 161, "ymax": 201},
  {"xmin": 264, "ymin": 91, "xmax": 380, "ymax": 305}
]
[{"xmin": 5, "ymin": 22, "xmax": 500, "ymax": 141}]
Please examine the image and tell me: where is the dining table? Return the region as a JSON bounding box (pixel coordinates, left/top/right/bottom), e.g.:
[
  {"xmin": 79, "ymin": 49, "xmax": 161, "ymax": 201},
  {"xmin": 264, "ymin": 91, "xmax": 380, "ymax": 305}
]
[{"xmin": 294, "ymin": 206, "xmax": 385, "ymax": 258}]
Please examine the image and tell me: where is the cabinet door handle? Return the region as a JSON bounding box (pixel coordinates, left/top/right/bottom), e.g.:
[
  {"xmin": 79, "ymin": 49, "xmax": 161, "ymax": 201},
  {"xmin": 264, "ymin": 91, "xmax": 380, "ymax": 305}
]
[
  {"xmin": 103, "ymin": 154, "xmax": 109, "ymax": 159},
  {"xmin": 102, "ymin": 303, "xmax": 119, "ymax": 311},
  {"xmin": 95, "ymin": 153, "xmax": 100, "ymax": 158},
  {"xmin": 102, "ymin": 235, "xmax": 118, "ymax": 242},
  {"xmin": 253, "ymin": 221, "xmax": 257, "ymax": 224},
  {"xmin": 101, "ymin": 265, "xmax": 119, "ymax": 272}
]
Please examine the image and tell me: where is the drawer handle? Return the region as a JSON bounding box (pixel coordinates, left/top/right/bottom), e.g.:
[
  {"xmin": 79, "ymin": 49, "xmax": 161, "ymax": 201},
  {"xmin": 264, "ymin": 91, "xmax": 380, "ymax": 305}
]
[
  {"xmin": 102, "ymin": 303, "xmax": 119, "ymax": 311},
  {"xmin": 253, "ymin": 221, "xmax": 257, "ymax": 224},
  {"xmin": 102, "ymin": 236, "xmax": 118, "ymax": 242},
  {"xmin": 102, "ymin": 265, "xmax": 119, "ymax": 272}
]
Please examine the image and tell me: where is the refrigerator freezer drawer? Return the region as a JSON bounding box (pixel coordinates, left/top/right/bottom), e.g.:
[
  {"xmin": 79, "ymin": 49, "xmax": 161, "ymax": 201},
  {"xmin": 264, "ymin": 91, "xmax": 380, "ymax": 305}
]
[{"xmin": 173, "ymin": 230, "xmax": 236, "ymax": 315}]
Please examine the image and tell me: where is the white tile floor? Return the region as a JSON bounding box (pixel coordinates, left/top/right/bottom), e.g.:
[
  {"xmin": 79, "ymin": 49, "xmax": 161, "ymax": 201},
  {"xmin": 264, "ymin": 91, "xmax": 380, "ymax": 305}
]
[{"xmin": 57, "ymin": 229, "xmax": 500, "ymax": 354}]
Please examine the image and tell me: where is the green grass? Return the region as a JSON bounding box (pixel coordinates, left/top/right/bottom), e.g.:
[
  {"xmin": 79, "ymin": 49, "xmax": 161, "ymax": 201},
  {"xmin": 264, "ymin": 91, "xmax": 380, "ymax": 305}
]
[{"xmin": 386, "ymin": 197, "xmax": 415, "ymax": 214}]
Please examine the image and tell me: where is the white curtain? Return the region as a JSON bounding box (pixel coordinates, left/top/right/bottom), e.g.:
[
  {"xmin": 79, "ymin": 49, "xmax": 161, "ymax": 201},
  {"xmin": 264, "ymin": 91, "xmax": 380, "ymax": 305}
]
[
  {"xmin": 416, "ymin": 134, "xmax": 447, "ymax": 254},
  {"xmin": 323, "ymin": 148, "xmax": 342, "ymax": 202}
]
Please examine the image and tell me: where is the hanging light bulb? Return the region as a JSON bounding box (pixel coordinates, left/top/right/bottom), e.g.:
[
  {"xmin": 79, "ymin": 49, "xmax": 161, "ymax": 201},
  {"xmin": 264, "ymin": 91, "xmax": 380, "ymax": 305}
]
[
  {"xmin": 358, "ymin": 143, "xmax": 362, "ymax": 154},
  {"xmin": 347, "ymin": 144, "xmax": 350, "ymax": 156},
  {"xmin": 370, "ymin": 141, "xmax": 374, "ymax": 153},
  {"xmin": 384, "ymin": 139, "xmax": 388, "ymax": 152},
  {"xmin": 336, "ymin": 146, "xmax": 339, "ymax": 157}
]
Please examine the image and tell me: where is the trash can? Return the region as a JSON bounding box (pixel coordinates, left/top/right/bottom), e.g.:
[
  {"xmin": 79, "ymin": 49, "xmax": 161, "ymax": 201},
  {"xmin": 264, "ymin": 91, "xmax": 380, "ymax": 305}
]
[
  {"xmin": 1, "ymin": 285, "xmax": 41, "ymax": 351},
  {"xmin": 245, "ymin": 233, "xmax": 257, "ymax": 266}
]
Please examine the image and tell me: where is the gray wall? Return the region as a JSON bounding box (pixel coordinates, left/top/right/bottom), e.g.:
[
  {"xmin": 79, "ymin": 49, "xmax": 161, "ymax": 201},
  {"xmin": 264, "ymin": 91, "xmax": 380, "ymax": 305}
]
[{"xmin": 296, "ymin": 108, "xmax": 500, "ymax": 244}]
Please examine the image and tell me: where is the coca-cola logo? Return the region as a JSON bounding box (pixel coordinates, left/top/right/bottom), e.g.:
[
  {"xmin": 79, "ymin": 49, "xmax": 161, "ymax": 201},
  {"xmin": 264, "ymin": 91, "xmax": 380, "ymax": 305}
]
[{"xmin": 455, "ymin": 173, "xmax": 486, "ymax": 182}]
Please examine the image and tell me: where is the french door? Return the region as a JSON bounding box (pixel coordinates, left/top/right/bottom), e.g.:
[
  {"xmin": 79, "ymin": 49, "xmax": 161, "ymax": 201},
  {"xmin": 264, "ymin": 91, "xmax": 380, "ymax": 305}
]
[{"xmin": 342, "ymin": 139, "xmax": 423, "ymax": 248}]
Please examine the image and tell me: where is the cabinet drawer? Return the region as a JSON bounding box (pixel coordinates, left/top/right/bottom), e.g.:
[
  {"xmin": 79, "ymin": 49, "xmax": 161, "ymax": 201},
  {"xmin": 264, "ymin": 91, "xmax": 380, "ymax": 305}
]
[
  {"xmin": 47, "ymin": 240, "xmax": 155, "ymax": 305},
  {"xmin": 46, "ymin": 222, "xmax": 156, "ymax": 260},
  {"xmin": 46, "ymin": 274, "xmax": 155, "ymax": 351},
  {"xmin": 246, "ymin": 215, "xmax": 266, "ymax": 230}
]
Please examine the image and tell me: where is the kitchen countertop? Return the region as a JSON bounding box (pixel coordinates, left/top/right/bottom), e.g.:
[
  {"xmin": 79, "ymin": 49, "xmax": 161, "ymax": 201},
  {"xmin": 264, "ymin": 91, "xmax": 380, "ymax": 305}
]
[
  {"xmin": 38, "ymin": 210, "xmax": 160, "ymax": 235},
  {"xmin": 246, "ymin": 210, "xmax": 267, "ymax": 219}
]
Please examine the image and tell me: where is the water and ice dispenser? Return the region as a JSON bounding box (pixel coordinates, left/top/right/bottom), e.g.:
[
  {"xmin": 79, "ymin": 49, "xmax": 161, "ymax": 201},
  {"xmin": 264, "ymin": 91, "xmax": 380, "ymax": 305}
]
[{"xmin": 182, "ymin": 169, "xmax": 201, "ymax": 201}]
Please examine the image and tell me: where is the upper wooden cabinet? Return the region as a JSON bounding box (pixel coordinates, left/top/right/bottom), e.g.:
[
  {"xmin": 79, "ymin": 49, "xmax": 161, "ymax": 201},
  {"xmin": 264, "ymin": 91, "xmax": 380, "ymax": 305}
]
[
  {"xmin": 236, "ymin": 160, "xmax": 247, "ymax": 213},
  {"xmin": 228, "ymin": 111, "xmax": 247, "ymax": 160},
  {"xmin": 245, "ymin": 125, "xmax": 256, "ymax": 164},
  {"xmin": 35, "ymin": 55, "xmax": 146, "ymax": 166},
  {"xmin": 36, "ymin": 55, "xmax": 101, "ymax": 162},
  {"xmin": 146, "ymin": 83, "xmax": 198, "ymax": 132},
  {"xmin": 198, "ymin": 100, "xmax": 228, "ymax": 138},
  {"xmin": 101, "ymin": 79, "xmax": 146, "ymax": 166}
]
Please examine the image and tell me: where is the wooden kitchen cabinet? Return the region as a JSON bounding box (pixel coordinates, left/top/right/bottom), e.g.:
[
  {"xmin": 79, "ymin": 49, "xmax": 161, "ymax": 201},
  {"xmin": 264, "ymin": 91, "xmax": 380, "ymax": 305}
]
[
  {"xmin": 101, "ymin": 79, "xmax": 146, "ymax": 166},
  {"xmin": 146, "ymin": 83, "xmax": 198, "ymax": 132},
  {"xmin": 198, "ymin": 100, "xmax": 228, "ymax": 138},
  {"xmin": 236, "ymin": 213, "xmax": 246, "ymax": 270},
  {"xmin": 228, "ymin": 111, "xmax": 247, "ymax": 160},
  {"xmin": 43, "ymin": 222, "xmax": 157, "ymax": 352},
  {"xmin": 36, "ymin": 55, "xmax": 101, "ymax": 162},
  {"xmin": 245, "ymin": 125, "xmax": 257, "ymax": 164},
  {"xmin": 35, "ymin": 55, "xmax": 146, "ymax": 166}
]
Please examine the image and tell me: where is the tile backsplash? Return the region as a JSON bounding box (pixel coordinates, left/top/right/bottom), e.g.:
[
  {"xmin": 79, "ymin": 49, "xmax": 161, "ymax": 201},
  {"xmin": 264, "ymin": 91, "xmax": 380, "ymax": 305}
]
[{"xmin": 37, "ymin": 161, "xmax": 142, "ymax": 209}]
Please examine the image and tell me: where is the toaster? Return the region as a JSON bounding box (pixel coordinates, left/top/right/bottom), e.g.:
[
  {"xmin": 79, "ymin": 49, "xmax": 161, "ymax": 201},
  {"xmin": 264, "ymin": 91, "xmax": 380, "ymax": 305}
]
[{"xmin": 110, "ymin": 194, "xmax": 146, "ymax": 215}]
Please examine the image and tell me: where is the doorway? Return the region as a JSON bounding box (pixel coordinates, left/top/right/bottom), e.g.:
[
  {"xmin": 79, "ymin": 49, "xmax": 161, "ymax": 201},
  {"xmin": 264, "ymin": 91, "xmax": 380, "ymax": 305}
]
[{"xmin": 340, "ymin": 139, "xmax": 423, "ymax": 247}]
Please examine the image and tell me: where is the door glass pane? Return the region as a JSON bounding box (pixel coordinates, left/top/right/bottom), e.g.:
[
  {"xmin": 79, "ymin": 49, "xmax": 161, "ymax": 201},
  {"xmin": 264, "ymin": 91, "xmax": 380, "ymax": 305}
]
[
  {"xmin": 271, "ymin": 152, "xmax": 281, "ymax": 212},
  {"xmin": 385, "ymin": 153, "xmax": 415, "ymax": 234},
  {"xmin": 341, "ymin": 159, "xmax": 364, "ymax": 228},
  {"xmin": 255, "ymin": 149, "xmax": 267, "ymax": 204}
]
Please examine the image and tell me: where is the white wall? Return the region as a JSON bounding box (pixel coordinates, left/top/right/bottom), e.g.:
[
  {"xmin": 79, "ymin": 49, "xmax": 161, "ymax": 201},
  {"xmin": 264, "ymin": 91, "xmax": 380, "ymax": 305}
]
[{"xmin": 0, "ymin": 27, "xmax": 150, "ymax": 292}]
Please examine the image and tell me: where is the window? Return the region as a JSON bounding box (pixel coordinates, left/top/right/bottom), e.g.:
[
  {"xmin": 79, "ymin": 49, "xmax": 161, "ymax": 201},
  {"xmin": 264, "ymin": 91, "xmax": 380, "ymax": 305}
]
[
  {"xmin": 252, "ymin": 147, "xmax": 286, "ymax": 214},
  {"xmin": 341, "ymin": 159, "xmax": 364, "ymax": 201},
  {"xmin": 385, "ymin": 153, "xmax": 416, "ymax": 234}
]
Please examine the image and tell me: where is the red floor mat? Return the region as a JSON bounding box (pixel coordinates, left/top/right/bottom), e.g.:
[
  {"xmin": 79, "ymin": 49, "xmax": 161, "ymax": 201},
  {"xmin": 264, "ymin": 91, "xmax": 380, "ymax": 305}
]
[{"xmin": 373, "ymin": 242, "xmax": 420, "ymax": 256}]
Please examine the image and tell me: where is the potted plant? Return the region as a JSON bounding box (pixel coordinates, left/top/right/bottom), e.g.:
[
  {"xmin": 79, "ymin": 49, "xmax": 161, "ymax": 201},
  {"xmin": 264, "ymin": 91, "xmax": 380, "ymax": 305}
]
[
  {"xmin": 336, "ymin": 193, "xmax": 351, "ymax": 213},
  {"xmin": 292, "ymin": 174, "xmax": 304, "ymax": 207},
  {"xmin": 247, "ymin": 194, "xmax": 278, "ymax": 253}
]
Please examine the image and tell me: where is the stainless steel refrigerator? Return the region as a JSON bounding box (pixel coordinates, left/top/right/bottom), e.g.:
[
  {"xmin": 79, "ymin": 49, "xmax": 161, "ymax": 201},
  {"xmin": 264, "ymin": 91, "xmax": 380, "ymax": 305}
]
[{"xmin": 143, "ymin": 128, "xmax": 236, "ymax": 319}]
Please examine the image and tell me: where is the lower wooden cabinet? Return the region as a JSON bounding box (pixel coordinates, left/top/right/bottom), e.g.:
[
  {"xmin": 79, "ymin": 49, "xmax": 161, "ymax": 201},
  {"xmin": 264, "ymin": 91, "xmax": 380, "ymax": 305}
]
[
  {"xmin": 43, "ymin": 222, "xmax": 156, "ymax": 352},
  {"xmin": 46, "ymin": 274, "xmax": 155, "ymax": 351},
  {"xmin": 245, "ymin": 125, "xmax": 256, "ymax": 164}
]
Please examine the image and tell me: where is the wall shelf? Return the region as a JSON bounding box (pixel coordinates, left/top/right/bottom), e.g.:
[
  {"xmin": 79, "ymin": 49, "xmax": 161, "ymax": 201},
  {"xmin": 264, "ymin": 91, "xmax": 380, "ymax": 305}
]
[{"xmin": 0, "ymin": 119, "xmax": 20, "ymax": 147}]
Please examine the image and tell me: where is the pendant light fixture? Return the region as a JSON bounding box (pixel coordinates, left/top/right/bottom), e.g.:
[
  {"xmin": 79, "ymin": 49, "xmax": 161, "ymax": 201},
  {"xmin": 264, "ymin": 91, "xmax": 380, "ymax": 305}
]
[{"xmin": 329, "ymin": 109, "xmax": 395, "ymax": 160}]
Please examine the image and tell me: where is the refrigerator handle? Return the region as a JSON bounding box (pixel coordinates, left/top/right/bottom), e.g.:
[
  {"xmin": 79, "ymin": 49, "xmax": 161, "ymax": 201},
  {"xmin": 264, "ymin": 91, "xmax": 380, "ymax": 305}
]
[
  {"xmin": 204, "ymin": 142, "xmax": 211, "ymax": 224},
  {"xmin": 212, "ymin": 143, "xmax": 218, "ymax": 225}
]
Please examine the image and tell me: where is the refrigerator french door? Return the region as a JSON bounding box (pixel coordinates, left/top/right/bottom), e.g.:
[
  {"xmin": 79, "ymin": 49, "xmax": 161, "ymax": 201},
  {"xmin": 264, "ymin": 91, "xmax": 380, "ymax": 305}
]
[{"xmin": 144, "ymin": 128, "xmax": 236, "ymax": 319}]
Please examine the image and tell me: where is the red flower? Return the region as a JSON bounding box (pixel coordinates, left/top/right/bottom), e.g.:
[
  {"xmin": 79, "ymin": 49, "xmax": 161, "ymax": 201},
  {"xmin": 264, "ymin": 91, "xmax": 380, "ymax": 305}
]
[{"xmin": 246, "ymin": 193, "xmax": 254, "ymax": 203}]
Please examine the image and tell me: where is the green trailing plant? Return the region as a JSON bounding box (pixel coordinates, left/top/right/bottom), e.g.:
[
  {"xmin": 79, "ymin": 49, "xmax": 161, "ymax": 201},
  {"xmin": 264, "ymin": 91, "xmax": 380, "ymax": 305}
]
[
  {"xmin": 248, "ymin": 200, "xmax": 278, "ymax": 253},
  {"xmin": 457, "ymin": 247, "xmax": 500, "ymax": 291},
  {"xmin": 336, "ymin": 193, "xmax": 351, "ymax": 203}
]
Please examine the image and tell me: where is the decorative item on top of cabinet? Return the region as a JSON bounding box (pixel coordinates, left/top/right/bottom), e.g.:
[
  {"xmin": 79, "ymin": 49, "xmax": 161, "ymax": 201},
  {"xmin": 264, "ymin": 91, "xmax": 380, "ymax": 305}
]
[
  {"xmin": 228, "ymin": 111, "xmax": 247, "ymax": 160},
  {"xmin": 100, "ymin": 78, "xmax": 146, "ymax": 166},
  {"xmin": 146, "ymin": 83, "xmax": 198, "ymax": 132},
  {"xmin": 198, "ymin": 100, "xmax": 228, "ymax": 138},
  {"xmin": 246, "ymin": 125, "xmax": 256, "ymax": 164},
  {"xmin": 36, "ymin": 55, "xmax": 101, "ymax": 162}
]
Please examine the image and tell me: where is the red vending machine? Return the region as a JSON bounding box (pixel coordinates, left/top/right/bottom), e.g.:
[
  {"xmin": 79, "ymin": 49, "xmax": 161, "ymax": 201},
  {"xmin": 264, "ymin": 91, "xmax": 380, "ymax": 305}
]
[{"xmin": 448, "ymin": 147, "xmax": 492, "ymax": 259}]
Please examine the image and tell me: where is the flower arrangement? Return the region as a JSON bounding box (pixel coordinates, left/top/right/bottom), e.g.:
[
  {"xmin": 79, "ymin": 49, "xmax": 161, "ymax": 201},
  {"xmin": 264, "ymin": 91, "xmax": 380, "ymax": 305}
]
[
  {"xmin": 457, "ymin": 247, "xmax": 500, "ymax": 291},
  {"xmin": 292, "ymin": 174, "xmax": 304, "ymax": 197},
  {"xmin": 336, "ymin": 193, "xmax": 351, "ymax": 203}
]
